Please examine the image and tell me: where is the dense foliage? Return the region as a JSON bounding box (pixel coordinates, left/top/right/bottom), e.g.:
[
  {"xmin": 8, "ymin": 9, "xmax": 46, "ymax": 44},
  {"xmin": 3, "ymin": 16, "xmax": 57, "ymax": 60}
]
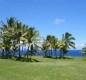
[{"xmin": 0, "ymin": 17, "xmax": 76, "ymax": 60}]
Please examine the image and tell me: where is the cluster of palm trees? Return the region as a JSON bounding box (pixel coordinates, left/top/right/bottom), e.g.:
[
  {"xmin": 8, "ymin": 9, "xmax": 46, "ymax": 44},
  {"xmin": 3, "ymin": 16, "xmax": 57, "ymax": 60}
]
[
  {"xmin": 0, "ymin": 17, "xmax": 39, "ymax": 59},
  {"xmin": 0, "ymin": 17, "xmax": 76, "ymax": 60},
  {"xmin": 42, "ymin": 32, "xmax": 75, "ymax": 58}
]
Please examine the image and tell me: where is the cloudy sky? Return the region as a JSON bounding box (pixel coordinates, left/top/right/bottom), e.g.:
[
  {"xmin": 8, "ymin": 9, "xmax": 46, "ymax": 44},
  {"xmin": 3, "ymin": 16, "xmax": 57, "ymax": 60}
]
[{"xmin": 0, "ymin": 0, "xmax": 86, "ymax": 49}]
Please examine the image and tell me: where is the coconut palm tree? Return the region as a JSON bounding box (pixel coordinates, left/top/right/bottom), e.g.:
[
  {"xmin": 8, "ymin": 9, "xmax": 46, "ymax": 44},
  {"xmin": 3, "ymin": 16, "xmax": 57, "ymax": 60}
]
[
  {"xmin": 62, "ymin": 32, "xmax": 75, "ymax": 49},
  {"xmin": 58, "ymin": 40, "xmax": 65, "ymax": 58},
  {"xmin": 20, "ymin": 24, "xmax": 28, "ymax": 51},
  {"xmin": 59, "ymin": 32, "xmax": 75, "ymax": 58},
  {"xmin": 51, "ymin": 36, "xmax": 58, "ymax": 58},
  {"xmin": 23, "ymin": 27, "xmax": 39, "ymax": 60},
  {"xmin": 82, "ymin": 44, "xmax": 86, "ymax": 54},
  {"xmin": 0, "ymin": 24, "xmax": 12, "ymax": 58},
  {"xmin": 15, "ymin": 22, "xmax": 24, "ymax": 58},
  {"xmin": 46, "ymin": 35, "xmax": 53, "ymax": 56},
  {"xmin": 0, "ymin": 17, "xmax": 24, "ymax": 58},
  {"xmin": 6, "ymin": 17, "xmax": 18, "ymax": 57},
  {"xmin": 42, "ymin": 39, "xmax": 50, "ymax": 57}
]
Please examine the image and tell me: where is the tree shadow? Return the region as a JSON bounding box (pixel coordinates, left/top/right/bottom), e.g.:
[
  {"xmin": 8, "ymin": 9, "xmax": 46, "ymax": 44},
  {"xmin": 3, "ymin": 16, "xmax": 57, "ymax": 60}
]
[
  {"xmin": 11, "ymin": 56, "xmax": 40, "ymax": 62},
  {"xmin": 63, "ymin": 57, "xmax": 74, "ymax": 59},
  {"xmin": 81, "ymin": 57, "xmax": 86, "ymax": 61},
  {"xmin": 33, "ymin": 59, "xmax": 40, "ymax": 62},
  {"xmin": 44, "ymin": 56, "xmax": 59, "ymax": 59},
  {"xmin": 43, "ymin": 56, "xmax": 74, "ymax": 59}
]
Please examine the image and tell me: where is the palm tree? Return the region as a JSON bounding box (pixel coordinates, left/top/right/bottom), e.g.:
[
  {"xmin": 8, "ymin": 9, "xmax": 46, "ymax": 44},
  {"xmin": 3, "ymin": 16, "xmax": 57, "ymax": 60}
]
[
  {"xmin": 45, "ymin": 35, "xmax": 59, "ymax": 57},
  {"xmin": 20, "ymin": 24, "xmax": 28, "ymax": 52},
  {"xmin": 23, "ymin": 27, "xmax": 39, "ymax": 60},
  {"xmin": 15, "ymin": 22, "xmax": 23, "ymax": 58},
  {"xmin": 0, "ymin": 17, "xmax": 24, "ymax": 58},
  {"xmin": 6, "ymin": 17, "xmax": 23, "ymax": 58},
  {"xmin": 46, "ymin": 35, "xmax": 54, "ymax": 56},
  {"xmin": 59, "ymin": 32, "xmax": 75, "ymax": 58},
  {"xmin": 58, "ymin": 40, "xmax": 65, "ymax": 58},
  {"xmin": 51, "ymin": 36, "xmax": 58, "ymax": 58},
  {"xmin": 82, "ymin": 44, "xmax": 86, "ymax": 54},
  {"xmin": 42, "ymin": 39, "xmax": 50, "ymax": 57},
  {"xmin": 0, "ymin": 25, "xmax": 12, "ymax": 58},
  {"xmin": 0, "ymin": 19, "xmax": 15, "ymax": 57},
  {"xmin": 6, "ymin": 17, "xmax": 18, "ymax": 57}
]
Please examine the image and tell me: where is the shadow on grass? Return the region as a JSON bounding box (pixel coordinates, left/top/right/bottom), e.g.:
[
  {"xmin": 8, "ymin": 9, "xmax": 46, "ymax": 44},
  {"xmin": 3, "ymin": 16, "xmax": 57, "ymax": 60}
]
[
  {"xmin": 63, "ymin": 57, "xmax": 74, "ymax": 59},
  {"xmin": 44, "ymin": 56, "xmax": 74, "ymax": 59},
  {"xmin": 11, "ymin": 56, "xmax": 40, "ymax": 62},
  {"xmin": 81, "ymin": 57, "xmax": 86, "ymax": 61}
]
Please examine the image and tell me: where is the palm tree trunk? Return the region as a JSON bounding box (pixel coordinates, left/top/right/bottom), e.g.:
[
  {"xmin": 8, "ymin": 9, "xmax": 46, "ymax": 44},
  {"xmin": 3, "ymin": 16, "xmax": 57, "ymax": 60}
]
[
  {"xmin": 51, "ymin": 48, "xmax": 52, "ymax": 57},
  {"xmin": 19, "ymin": 39, "xmax": 21, "ymax": 58},
  {"xmin": 44, "ymin": 50, "xmax": 47, "ymax": 57},
  {"xmin": 22, "ymin": 45, "xmax": 23, "ymax": 51},
  {"xmin": 19, "ymin": 45, "xmax": 21, "ymax": 58},
  {"xmin": 27, "ymin": 46, "xmax": 29, "ymax": 59},
  {"xmin": 22, "ymin": 40, "xmax": 24, "ymax": 51},
  {"xmin": 5, "ymin": 49, "xmax": 8, "ymax": 58},
  {"xmin": 2, "ymin": 49, "xmax": 4, "ymax": 57},
  {"xmin": 13, "ymin": 50, "xmax": 15, "ymax": 56},
  {"xmin": 8, "ymin": 49, "xmax": 10, "ymax": 57},
  {"xmin": 59, "ymin": 50, "xmax": 62, "ymax": 59},
  {"xmin": 30, "ymin": 44, "xmax": 33, "ymax": 61},
  {"xmin": 63, "ymin": 53, "xmax": 65, "ymax": 59},
  {"xmin": 30, "ymin": 50, "xmax": 32, "ymax": 61},
  {"xmin": 55, "ymin": 49, "xmax": 57, "ymax": 58}
]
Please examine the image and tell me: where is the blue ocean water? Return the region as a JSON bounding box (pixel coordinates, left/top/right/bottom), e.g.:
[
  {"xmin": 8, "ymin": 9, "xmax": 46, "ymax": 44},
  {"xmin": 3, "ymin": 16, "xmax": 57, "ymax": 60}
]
[
  {"xmin": 36, "ymin": 50, "xmax": 83, "ymax": 56},
  {"xmin": 0, "ymin": 50, "xmax": 85, "ymax": 57}
]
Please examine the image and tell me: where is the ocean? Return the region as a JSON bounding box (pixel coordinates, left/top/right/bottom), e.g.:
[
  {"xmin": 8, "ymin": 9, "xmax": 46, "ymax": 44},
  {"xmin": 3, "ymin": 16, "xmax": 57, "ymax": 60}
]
[
  {"xmin": 0, "ymin": 50, "xmax": 85, "ymax": 57},
  {"xmin": 36, "ymin": 50, "xmax": 83, "ymax": 56}
]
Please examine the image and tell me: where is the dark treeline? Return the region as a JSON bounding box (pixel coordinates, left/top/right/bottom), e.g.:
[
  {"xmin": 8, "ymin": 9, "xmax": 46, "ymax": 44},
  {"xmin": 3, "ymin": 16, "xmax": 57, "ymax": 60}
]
[{"xmin": 0, "ymin": 17, "xmax": 76, "ymax": 61}]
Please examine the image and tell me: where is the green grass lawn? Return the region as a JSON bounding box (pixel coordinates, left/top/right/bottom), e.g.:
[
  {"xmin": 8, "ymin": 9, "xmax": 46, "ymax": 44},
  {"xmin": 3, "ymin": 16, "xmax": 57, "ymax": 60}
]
[{"xmin": 0, "ymin": 56, "xmax": 86, "ymax": 80}]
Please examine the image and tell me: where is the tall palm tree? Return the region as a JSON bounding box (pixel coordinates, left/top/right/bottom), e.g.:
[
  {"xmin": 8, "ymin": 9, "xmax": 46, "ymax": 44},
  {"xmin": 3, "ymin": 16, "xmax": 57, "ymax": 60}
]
[
  {"xmin": 58, "ymin": 40, "xmax": 66, "ymax": 58},
  {"xmin": 6, "ymin": 17, "xmax": 23, "ymax": 58},
  {"xmin": 20, "ymin": 24, "xmax": 28, "ymax": 52},
  {"xmin": 6, "ymin": 17, "xmax": 18, "ymax": 57},
  {"xmin": 16, "ymin": 22, "xmax": 24, "ymax": 58},
  {"xmin": 59, "ymin": 32, "xmax": 75, "ymax": 58},
  {"xmin": 46, "ymin": 35, "xmax": 53, "ymax": 56},
  {"xmin": 42, "ymin": 39, "xmax": 50, "ymax": 57},
  {"xmin": 0, "ymin": 24, "xmax": 12, "ymax": 58},
  {"xmin": 23, "ymin": 27, "xmax": 39, "ymax": 60},
  {"xmin": 0, "ymin": 17, "xmax": 24, "ymax": 58},
  {"xmin": 62, "ymin": 32, "xmax": 75, "ymax": 49},
  {"xmin": 51, "ymin": 36, "xmax": 58, "ymax": 58}
]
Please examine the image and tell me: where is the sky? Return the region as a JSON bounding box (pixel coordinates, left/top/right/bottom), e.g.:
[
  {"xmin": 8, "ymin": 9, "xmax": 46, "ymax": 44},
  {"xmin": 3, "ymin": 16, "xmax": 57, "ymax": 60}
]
[{"xmin": 0, "ymin": 0, "xmax": 86, "ymax": 49}]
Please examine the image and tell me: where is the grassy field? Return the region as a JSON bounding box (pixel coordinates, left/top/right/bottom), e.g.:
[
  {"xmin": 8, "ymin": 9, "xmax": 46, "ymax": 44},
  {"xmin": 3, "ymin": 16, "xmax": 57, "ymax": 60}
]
[{"xmin": 0, "ymin": 56, "xmax": 86, "ymax": 80}]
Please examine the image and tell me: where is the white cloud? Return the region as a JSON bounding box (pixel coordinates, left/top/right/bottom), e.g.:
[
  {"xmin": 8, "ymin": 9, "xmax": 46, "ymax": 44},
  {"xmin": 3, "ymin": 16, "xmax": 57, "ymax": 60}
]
[
  {"xmin": 54, "ymin": 18, "xmax": 65, "ymax": 24},
  {"xmin": 76, "ymin": 43, "xmax": 85, "ymax": 49}
]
